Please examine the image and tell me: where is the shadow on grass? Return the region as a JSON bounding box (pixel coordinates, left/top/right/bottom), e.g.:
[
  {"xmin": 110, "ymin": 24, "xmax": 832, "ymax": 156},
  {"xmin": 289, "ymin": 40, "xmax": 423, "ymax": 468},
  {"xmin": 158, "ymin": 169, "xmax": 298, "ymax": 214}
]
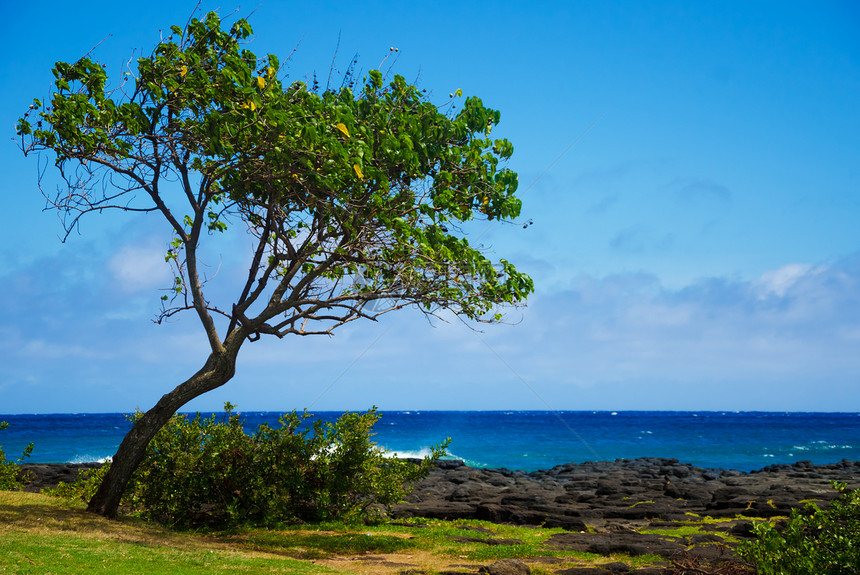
[
  {"xmin": 0, "ymin": 492, "xmax": 201, "ymax": 551},
  {"xmin": 235, "ymin": 531, "xmax": 418, "ymax": 559}
]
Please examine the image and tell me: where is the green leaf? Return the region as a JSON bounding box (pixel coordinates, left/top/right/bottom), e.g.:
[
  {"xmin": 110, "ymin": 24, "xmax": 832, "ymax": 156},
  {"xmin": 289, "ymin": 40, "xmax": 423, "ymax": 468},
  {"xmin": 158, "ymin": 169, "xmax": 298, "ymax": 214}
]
[
  {"xmin": 368, "ymin": 69, "xmax": 383, "ymax": 89},
  {"xmin": 16, "ymin": 119, "xmax": 31, "ymax": 136}
]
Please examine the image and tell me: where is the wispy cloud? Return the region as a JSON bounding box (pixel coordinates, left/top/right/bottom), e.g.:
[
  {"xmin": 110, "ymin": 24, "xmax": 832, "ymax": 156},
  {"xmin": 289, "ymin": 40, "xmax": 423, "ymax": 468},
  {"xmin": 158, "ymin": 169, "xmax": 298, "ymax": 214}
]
[
  {"xmin": 753, "ymin": 263, "xmax": 826, "ymax": 298},
  {"xmin": 587, "ymin": 193, "xmax": 621, "ymax": 214},
  {"xmin": 666, "ymin": 177, "xmax": 732, "ymax": 204},
  {"xmin": 109, "ymin": 243, "xmax": 173, "ymax": 293},
  {"xmin": 609, "ymin": 226, "xmax": 675, "ymax": 254}
]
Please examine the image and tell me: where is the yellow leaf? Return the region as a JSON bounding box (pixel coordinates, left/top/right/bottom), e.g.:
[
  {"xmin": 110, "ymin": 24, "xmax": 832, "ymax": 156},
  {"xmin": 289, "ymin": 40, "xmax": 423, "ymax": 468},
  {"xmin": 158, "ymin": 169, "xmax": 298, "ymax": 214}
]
[
  {"xmin": 257, "ymin": 76, "xmax": 265, "ymax": 89},
  {"xmin": 180, "ymin": 65, "xmax": 188, "ymax": 78},
  {"xmin": 250, "ymin": 101, "xmax": 257, "ymax": 111},
  {"xmin": 267, "ymin": 66, "xmax": 276, "ymax": 78},
  {"xmin": 335, "ymin": 123, "xmax": 350, "ymax": 138},
  {"xmin": 353, "ymin": 164, "xmax": 364, "ymax": 179}
]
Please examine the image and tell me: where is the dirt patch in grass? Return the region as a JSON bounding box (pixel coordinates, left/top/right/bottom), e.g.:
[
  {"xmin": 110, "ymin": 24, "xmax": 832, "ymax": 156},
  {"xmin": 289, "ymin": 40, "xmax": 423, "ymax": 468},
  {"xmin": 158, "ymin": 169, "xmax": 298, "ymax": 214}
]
[{"xmin": 315, "ymin": 548, "xmax": 483, "ymax": 575}]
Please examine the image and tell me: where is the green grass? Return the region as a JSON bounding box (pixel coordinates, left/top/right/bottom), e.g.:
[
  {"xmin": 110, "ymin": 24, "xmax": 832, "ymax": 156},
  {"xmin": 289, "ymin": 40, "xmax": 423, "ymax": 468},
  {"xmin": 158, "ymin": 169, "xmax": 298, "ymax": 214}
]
[
  {"xmin": 0, "ymin": 491, "xmax": 335, "ymax": 575},
  {"xmin": 0, "ymin": 531, "xmax": 329, "ymax": 574},
  {"xmin": 230, "ymin": 518, "xmax": 597, "ymax": 562},
  {"xmin": 638, "ymin": 524, "xmax": 705, "ymax": 537},
  {"xmin": 636, "ymin": 518, "xmax": 750, "ymax": 546},
  {"xmin": 354, "ymin": 517, "xmax": 664, "ymax": 567},
  {"xmin": 0, "ymin": 491, "xmax": 682, "ymax": 574}
]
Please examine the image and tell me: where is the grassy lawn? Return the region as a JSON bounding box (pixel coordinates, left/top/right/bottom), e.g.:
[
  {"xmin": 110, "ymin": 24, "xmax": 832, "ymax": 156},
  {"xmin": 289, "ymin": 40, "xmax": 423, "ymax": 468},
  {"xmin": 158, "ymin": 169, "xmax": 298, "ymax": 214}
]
[
  {"xmin": 0, "ymin": 491, "xmax": 331, "ymax": 575},
  {"xmin": 1, "ymin": 491, "xmax": 705, "ymax": 574}
]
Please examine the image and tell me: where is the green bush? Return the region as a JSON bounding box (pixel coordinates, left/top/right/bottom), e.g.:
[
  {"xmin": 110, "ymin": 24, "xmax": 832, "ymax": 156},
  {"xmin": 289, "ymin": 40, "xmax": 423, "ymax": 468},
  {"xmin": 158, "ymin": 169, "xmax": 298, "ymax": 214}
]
[
  {"xmin": 0, "ymin": 422, "xmax": 33, "ymax": 490},
  {"xmin": 42, "ymin": 462, "xmax": 109, "ymax": 501},
  {"xmin": 63, "ymin": 406, "xmax": 447, "ymax": 527},
  {"xmin": 738, "ymin": 482, "xmax": 860, "ymax": 575}
]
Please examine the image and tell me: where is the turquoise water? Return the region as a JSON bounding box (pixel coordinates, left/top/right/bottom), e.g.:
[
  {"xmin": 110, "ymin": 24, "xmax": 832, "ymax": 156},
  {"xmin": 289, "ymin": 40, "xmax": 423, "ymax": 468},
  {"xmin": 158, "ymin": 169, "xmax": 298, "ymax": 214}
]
[{"xmin": 1, "ymin": 411, "xmax": 858, "ymax": 471}]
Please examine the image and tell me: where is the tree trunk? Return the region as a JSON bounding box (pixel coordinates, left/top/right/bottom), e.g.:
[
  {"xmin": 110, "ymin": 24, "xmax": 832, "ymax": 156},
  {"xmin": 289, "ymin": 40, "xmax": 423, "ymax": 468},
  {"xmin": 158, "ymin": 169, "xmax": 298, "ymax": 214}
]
[{"xmin": 87, "ymin": 348, "xmax": 238, "ymax": 518}]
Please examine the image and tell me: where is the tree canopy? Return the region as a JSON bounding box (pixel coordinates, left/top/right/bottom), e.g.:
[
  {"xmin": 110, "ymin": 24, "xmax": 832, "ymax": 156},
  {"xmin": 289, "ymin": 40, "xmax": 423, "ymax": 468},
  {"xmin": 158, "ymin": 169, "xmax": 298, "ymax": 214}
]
[
  {"xmin": 17, "ymin": 11, "xmax": 532, "ymax": 517},
  {"xmin": 18, "ymin": 12, "xmax": 531, "ymax": 334}
]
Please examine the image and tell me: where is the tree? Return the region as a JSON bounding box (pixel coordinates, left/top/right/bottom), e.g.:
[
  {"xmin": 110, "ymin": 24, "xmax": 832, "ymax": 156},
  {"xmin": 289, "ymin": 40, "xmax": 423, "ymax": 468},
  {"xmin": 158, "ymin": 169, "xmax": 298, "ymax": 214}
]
[{"xmin": 17, "ymin": 11, "xmax": 532, "ymax": 519}]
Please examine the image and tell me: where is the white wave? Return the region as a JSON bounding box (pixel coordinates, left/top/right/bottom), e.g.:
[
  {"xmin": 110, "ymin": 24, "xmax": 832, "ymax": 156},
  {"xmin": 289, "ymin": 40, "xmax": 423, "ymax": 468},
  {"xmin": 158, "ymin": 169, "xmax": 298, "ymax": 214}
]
[
  {"xmin": 382, "ymin": 446, "xmax": 438, "ymax": 459},
  {"xmin": 444, "ymin": 451, "xmax": 487, "ymax": 467},
  {"xmin": 379, "ymin": 447, "xmax": 486, "ymax": 467},
  {"xmin": 794, "ymin": 442, "xmax": 853, "ymax": 451},
  {"xmin": 68, "ymin": 454, "xmax": 111, "ymax": 464}
]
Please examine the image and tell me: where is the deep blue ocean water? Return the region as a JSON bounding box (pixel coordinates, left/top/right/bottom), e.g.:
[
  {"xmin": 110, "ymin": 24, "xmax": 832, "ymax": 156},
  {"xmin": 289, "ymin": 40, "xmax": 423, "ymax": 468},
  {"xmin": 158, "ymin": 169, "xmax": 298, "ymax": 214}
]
[{"xmin": 1, "ymin": 411, "xmax": 859, "ymax": 472}]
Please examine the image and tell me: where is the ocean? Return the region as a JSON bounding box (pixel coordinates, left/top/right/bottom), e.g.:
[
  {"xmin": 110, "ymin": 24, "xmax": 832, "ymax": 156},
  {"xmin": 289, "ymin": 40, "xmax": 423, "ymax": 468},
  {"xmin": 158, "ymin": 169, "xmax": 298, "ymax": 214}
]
[{"xmin": 1, "ymin": 411, "xmax": 859, "ymax": 472}]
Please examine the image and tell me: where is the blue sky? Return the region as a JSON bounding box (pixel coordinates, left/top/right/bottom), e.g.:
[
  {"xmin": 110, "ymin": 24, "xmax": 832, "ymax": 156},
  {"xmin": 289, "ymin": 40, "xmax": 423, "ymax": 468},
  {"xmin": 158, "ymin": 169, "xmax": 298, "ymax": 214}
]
[{"xmin": 1, "ymin": 1, "xmax": 858, "ymax": 413}]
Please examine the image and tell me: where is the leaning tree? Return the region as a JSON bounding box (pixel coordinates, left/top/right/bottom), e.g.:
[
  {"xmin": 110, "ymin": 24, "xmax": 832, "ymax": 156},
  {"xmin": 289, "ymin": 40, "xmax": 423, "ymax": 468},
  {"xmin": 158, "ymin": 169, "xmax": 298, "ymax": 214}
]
[{"xmin": 17, "ymin": 12, "xmax": 532, "ymax": 518}]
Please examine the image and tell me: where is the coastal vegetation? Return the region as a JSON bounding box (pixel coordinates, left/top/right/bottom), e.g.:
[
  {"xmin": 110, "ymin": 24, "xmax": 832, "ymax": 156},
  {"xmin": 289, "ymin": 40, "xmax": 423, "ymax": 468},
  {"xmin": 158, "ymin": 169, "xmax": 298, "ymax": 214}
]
[
  {"xmin": 45, "ymin": 405, "xmax": 447, "ymax": 527},
  {"xmin": 17, "ymin": 8, "xmax": 532, "ymax": 518},
  {"xmin": 0, "ymin": 422, "xmax": 32, "ymax": 490},
  {"xmin": 738, "ymin": 482, "xmax": 860, "ymax": 575}
]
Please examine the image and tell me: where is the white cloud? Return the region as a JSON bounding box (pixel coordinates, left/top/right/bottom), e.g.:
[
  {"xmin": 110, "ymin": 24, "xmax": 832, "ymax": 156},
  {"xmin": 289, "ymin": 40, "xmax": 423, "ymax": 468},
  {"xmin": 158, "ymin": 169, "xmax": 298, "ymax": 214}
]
[
  {"xmin": 18, "ymin": 338, "xmax": 108, "ymax": 361},
  {"xmin": 108, "ymin": 244, "xmax": 172, "ymax": 292},
  {"xmin": 754, "ymin": 263, "xmax": 825, "ymax": 298}
]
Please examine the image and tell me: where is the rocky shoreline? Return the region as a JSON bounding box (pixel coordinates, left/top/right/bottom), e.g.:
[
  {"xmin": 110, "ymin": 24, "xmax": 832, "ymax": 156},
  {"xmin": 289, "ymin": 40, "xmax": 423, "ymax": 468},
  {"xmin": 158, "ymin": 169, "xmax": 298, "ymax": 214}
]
[
  {"xmin": 392, "ymin": 457, "xmax": 860, "ymax": 526},
  {"xmin": 388, "ymin": 457, "xmax": 860, "ymax": 573},
  {"xmin": 20, "ymin": 458, "xmax": 860, "ymax": 573}
]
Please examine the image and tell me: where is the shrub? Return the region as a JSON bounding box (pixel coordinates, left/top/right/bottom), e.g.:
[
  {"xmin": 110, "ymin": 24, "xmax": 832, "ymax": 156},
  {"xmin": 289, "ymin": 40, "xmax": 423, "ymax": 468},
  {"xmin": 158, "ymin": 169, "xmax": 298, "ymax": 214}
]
[
  {"xmin": 42, "ymin": 462, "xmax": 109, "ymax": 500},
  {"xmin": 738, "ymin": 482, "xmax": 860, "ymax": 575},
  {"xmin": 61, "ymin": 406, "xmax": 447, "ymax": 527},
  {"xmin": 0, "ymin": 422, "xmax": 33, "ymax": 490}
]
